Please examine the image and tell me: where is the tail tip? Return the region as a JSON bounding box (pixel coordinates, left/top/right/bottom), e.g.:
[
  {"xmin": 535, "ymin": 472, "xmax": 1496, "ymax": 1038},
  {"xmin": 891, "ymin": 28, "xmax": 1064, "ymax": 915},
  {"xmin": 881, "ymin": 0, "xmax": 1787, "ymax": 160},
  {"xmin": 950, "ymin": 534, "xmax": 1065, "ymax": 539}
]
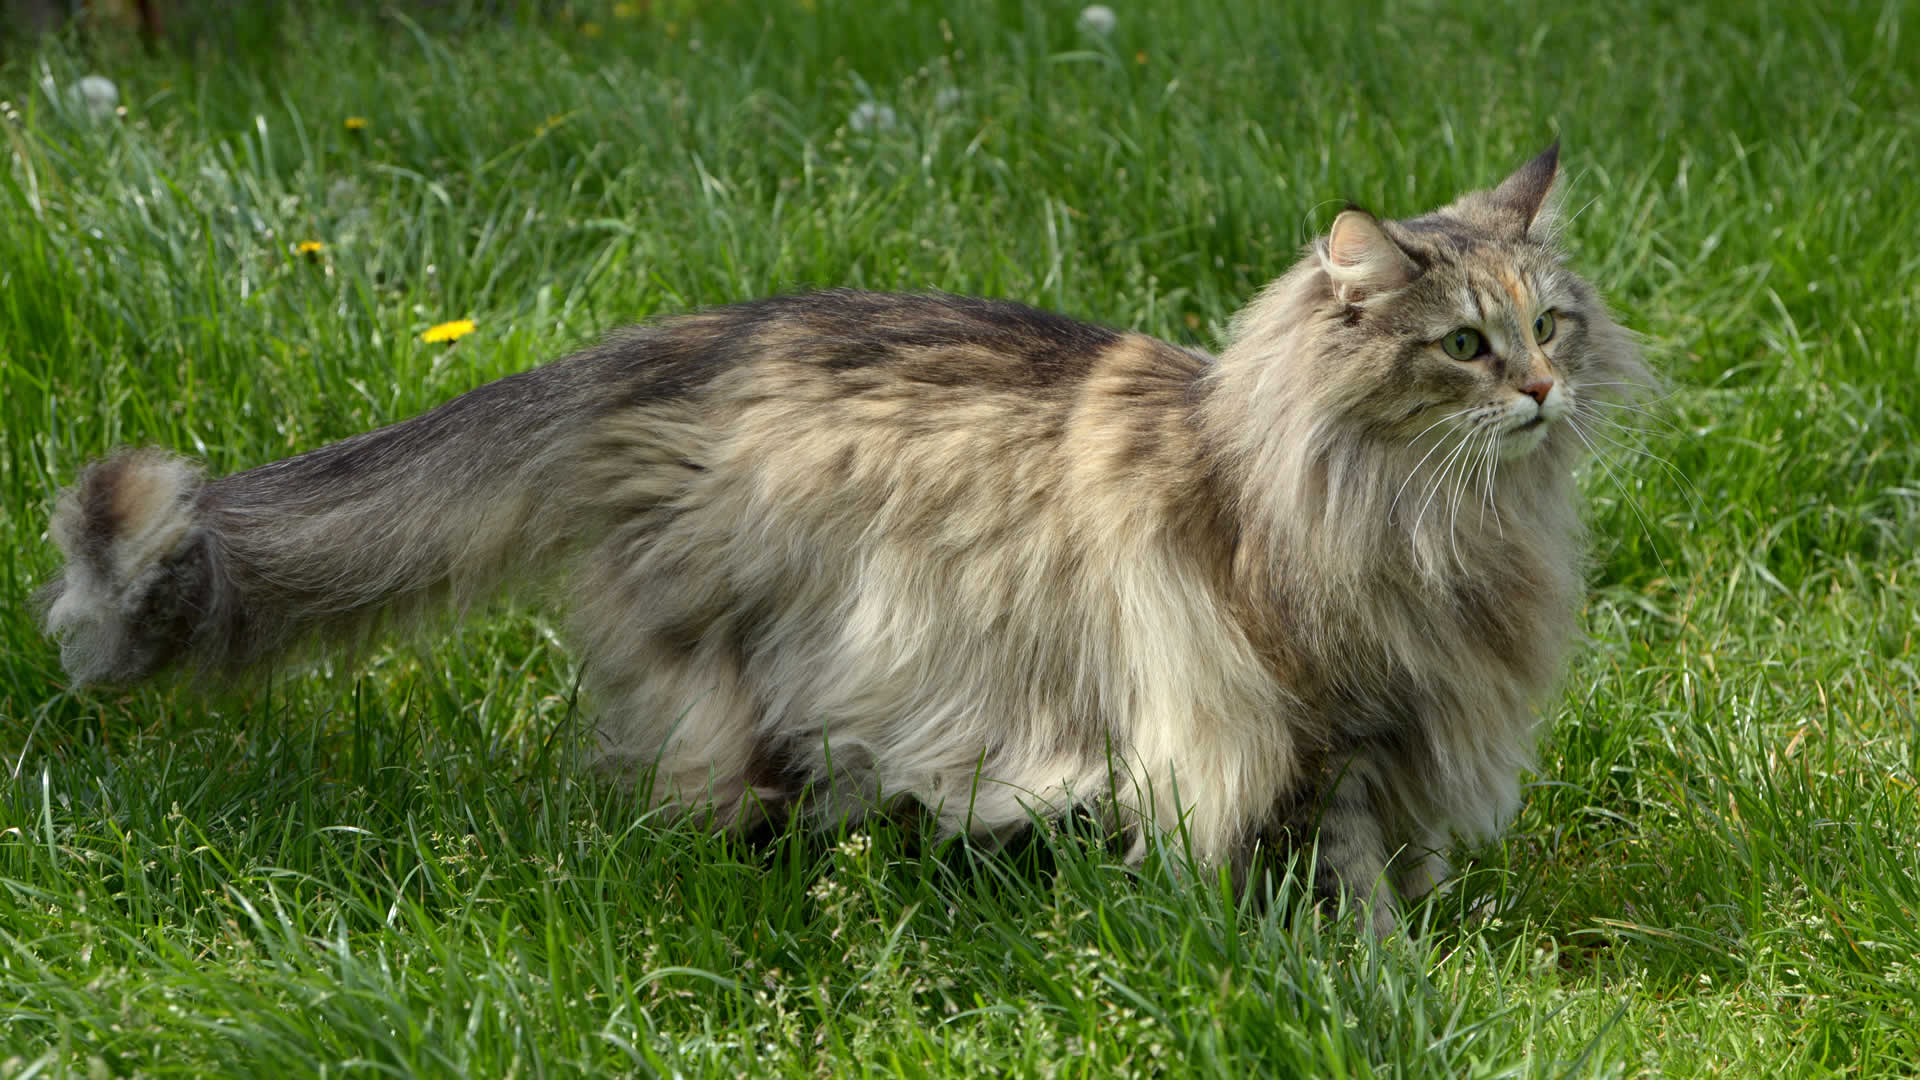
[{"xmin": 41, "ymin": 449, "xmax": 207, "ymax": 684}]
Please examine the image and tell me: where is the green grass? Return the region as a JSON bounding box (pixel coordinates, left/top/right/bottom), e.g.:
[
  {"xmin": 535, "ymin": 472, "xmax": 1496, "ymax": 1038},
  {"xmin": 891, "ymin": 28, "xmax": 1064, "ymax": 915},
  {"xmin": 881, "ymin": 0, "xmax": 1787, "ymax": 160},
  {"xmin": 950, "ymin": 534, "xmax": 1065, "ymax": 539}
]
[{"xmin": 1, "ymin": 0, "xmax": 1916, "ymax": 1075}]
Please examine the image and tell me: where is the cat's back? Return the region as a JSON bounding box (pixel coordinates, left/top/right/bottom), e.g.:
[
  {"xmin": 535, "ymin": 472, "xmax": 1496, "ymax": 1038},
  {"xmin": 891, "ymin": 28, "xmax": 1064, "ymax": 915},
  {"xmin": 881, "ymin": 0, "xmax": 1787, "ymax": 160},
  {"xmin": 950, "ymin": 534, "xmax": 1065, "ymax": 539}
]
[
  {"xmin": 635, "ymin": 288, "xmax": 1211, "ymax": 503},
  {"xmin": 591, "ymin": 287, "xmax": 1220, "ymax": 595},
  {"xmin": 674, "ymin": 288, "xmax": 1174, "ymax": 397}
]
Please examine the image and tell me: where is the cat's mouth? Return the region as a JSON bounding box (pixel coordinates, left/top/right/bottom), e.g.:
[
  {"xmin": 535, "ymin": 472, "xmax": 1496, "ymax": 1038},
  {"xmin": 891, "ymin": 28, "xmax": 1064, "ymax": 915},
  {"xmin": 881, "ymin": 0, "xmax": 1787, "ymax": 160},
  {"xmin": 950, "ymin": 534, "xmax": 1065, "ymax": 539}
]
[{"xmin": 1499, "ymin": 415, "xmax": 1553, "ymax": 459}]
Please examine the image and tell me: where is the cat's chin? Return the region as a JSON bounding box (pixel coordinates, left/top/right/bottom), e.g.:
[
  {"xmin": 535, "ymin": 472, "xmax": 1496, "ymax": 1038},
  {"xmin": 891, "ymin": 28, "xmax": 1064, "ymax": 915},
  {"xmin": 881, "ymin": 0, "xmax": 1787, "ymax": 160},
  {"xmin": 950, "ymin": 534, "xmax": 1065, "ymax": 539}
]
[{"xmin": 1498, "ymin": 423, "xmax": 1552, "ymax": 459}]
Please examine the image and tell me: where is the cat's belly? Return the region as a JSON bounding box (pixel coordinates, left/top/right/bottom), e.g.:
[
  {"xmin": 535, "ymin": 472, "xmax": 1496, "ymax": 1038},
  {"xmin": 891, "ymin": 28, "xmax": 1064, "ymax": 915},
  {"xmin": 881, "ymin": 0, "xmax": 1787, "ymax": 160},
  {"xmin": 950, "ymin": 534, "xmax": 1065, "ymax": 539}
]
[{"xmin": 726, "ymin": 535, "xmax": 1299, "ymax": 859}]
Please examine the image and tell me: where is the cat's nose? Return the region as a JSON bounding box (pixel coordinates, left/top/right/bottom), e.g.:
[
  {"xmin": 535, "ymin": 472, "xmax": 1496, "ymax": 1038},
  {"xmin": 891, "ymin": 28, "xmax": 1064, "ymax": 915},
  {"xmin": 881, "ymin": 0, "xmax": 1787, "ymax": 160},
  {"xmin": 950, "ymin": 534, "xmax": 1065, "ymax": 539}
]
[{"xmin": 1520, "ymin": 379, "xmax": 1554, "ymax": 405}]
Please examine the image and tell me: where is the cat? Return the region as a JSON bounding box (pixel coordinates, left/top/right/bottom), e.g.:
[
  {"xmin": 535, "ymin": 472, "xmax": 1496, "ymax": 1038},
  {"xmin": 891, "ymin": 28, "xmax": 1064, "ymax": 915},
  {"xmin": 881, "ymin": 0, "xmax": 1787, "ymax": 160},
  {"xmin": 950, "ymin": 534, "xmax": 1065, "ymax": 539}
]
[{"xmin": 38, "ymin": 143, "xmax": 1646, "ymax": 934}]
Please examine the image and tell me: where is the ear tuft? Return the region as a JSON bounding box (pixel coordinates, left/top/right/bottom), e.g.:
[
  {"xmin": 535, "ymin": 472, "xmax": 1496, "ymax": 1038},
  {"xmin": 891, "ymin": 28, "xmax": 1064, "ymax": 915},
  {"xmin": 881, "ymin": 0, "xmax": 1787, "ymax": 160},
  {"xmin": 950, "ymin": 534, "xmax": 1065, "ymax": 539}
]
[
  {"xmin": 1491, "ymin": 140, "xmax": 1561, "ymax": 232},
  {"xmin": 1320, "ymin": 210, "xmax": 1418, "ymax": 303}
]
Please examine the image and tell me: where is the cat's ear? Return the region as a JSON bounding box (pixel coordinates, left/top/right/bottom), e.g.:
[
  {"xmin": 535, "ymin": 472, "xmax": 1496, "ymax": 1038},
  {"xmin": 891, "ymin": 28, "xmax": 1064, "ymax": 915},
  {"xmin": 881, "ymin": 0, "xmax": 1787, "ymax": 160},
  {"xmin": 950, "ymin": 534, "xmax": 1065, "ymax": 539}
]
[
  {"xmin": 1320, "ymin": 209, "xmax": 1418, "ymax": 303},
  {"xmin": 1491, "ymin": 140, "xmax": 1560, "ymax": 233}
]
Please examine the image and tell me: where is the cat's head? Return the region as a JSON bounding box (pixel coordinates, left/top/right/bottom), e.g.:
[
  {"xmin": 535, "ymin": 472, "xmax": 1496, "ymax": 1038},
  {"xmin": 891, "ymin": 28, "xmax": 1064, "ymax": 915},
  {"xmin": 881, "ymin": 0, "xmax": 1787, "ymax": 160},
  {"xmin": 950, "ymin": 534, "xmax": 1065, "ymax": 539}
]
[{"xmin": 1229, "ymin": 143, "xmax": 1647, "ymax": 469}]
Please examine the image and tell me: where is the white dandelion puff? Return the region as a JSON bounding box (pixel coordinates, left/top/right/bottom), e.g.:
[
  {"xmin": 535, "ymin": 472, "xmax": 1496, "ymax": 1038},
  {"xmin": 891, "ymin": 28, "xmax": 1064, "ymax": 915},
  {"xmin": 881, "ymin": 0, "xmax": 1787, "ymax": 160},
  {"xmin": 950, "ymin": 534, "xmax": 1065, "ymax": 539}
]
[
  {"xmin": 848, "ymin": 102, "xmax": 897, "ymax": 134},
  {"xmin": 1076, "ymin": 5, "xmax": 1117, "ymax": 36},
  {"xmin": 70, "ymin": 75, "xmax": 119, "ymax": 120}
]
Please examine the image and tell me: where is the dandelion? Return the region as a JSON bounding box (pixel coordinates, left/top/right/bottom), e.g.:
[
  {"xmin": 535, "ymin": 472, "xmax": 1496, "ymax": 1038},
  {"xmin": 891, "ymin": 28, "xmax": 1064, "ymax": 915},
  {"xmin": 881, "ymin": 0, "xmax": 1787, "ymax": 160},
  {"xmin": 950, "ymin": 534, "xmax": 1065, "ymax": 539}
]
[
  {"xmin": 934, "ymin": 87, "xmax": 965, "ymax": 111},
  {"xmin": 344, "ymin": 116, "xmax": 368, "ymax": 132},
  {"xmin": 580, "ymin": 21, "xmax": 603, "ymax": 37},
  {"xmin": 613, "ymin": 2, "xmax": 643, "ymax": 16},
  {"xmin": 70, "ymin": 75, "xmax": 119, "ymax": 120},
  {"xmin": 421, "ymin": 319, "xmax": 476, "ymax": 344},
  {"xmin": 1135, "ymin": 50, "xmax": 1148, "ymax": 65},
  {"xmin": 848, "ymin": 102, "xmax": 897, "ymax": 134},
  {"xmin": 295, "ymin": 241, "xmax": 325, "ymax": 257},
  {"xmin": 1076, "ymin": 5, "xmax": 1117, "ymax": 36}
]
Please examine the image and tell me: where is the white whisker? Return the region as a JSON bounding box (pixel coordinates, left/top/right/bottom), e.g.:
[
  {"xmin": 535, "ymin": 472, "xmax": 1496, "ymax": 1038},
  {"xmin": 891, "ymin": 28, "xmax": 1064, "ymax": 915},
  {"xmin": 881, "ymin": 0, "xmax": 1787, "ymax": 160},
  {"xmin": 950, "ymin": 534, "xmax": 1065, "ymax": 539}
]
[
  {"xmin": 1446, "ymin": 425, "xmax": 1486, "ymax": 566},
  {"xmin": 1569, "ymin": 403, "xmax": 1701, "ymax": 512},
  {"xmin": 1478, "ymin": 429, "xmax": 1504, "ymax": 536},
  {"xmin": 1415, "ymin": 422, "xmax": 1479, "ymax": 546},
  {"xmin": 1389, "ymin": 408, "xmax": 1475, "ymax": 520},
  {"xmin": 1562, "ymin": 412, "xmax": 1672, "ymax": 573}
]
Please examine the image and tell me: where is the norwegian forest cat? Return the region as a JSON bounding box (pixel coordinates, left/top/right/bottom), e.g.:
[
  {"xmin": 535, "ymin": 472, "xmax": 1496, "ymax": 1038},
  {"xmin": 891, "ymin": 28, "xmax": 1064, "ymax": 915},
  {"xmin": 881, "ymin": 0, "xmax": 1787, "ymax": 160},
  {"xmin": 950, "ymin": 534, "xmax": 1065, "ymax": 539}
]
[{"xmin": 39, "ymin": 144, "xmax": 1646, "ymax": 933}]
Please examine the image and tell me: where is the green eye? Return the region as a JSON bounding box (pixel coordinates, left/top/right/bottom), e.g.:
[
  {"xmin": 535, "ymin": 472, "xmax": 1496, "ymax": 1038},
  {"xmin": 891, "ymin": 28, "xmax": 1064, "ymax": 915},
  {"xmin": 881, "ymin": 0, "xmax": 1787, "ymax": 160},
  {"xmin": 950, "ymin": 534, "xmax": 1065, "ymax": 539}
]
[
  {"xmin": 1533, "ymin": 310, "xmax": 1557, "ymax": 344},
  {"xmin": 1440, "ymin": 328, "xmax": 1484, "ymax": 361}
]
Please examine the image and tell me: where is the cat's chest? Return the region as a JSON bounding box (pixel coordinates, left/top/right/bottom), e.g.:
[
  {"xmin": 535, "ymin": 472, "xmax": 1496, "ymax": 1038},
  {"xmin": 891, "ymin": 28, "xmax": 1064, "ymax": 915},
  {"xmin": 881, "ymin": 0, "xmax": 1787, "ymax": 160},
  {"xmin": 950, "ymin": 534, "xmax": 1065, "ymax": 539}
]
[{"xmin": 1255, "ymin": 563, "xmax": 1564, "ymax": 724}]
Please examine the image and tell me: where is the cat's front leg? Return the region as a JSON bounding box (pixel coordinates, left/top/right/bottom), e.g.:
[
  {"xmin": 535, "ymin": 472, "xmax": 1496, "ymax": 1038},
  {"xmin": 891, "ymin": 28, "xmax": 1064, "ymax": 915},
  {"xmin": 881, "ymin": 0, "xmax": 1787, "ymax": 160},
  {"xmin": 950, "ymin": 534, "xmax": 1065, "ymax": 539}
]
[
  {"xmin": 1309, "ymin": 765, "xmax": 1400, "ymax": 938},
  {"xmin": 1393, "ymin": 831, "xmax": 1451, "ymax": 902}
]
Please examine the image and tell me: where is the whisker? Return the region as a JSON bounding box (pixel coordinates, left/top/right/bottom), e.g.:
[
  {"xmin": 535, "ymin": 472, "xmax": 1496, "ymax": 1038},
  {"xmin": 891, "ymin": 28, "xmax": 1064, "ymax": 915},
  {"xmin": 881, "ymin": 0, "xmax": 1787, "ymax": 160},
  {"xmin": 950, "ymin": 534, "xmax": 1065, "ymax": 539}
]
[
  {"xmin": 1390, "ymin": 408, "xmax": 1475, "ymax": 519},
  {"xmin": 1573, "ymin": 380, "xmax": 1677, "ymax": 395},
  {"xmin": 1446, "ymin": 426, "xmax": 1491, "ymax": 565},
  {"xmin": 1572, "ymin": 381, "xmax": 1687, "ymax": 410},
  {"xmin": 1562, "ymin": 193, "xmax": 1602, "ymax": 229},
  {"xmin": 1478, "ymin": 429, "xmax": 1504, "ymax": 537},
  {"xmin": 1571, "ymin": 400, "xmax": 1661, "ymax": 426},
  {"xmin": 1574, "ymin": 396, "xmax": 1683, "ymax": 435},
  {"xmin": 1572, "ymin": 388, "xmax": 1679, "ymax": 413},
  {"xmin": 1415, "ymin": 423, "xmax": 1479, "ymax": 545},
  {"xmin": 1562, "ymin": 413, "xmax": 1674, "ymax": 575},
  {"xmin": 1568, "ymin": 404, "xmax": 1702, "ymax": 513},
  {"xmin": 1569, "ymin": 407, "xmax": 1676, "ymax": 443}
]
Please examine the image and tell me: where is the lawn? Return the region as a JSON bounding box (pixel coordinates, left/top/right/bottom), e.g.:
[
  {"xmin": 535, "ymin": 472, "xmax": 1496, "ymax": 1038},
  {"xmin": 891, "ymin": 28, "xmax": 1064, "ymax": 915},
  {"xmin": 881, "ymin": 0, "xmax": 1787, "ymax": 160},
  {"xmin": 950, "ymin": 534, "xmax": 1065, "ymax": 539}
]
[{"xmin": 1, "ymin": 0, "xmax": 1915, "ymax": 1075}]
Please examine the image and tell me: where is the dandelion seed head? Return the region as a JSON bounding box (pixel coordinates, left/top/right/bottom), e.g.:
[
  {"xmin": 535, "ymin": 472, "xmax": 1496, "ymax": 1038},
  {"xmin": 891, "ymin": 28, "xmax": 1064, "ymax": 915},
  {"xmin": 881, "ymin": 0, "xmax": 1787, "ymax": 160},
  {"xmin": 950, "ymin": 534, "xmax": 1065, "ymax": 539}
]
[
  {"xmin": 848, "ymin": 102, "xmax": 897, "ymax": 134},
  {"xmin": 1076, "ymin": 5, "xmax": 1117, "ymax": 36},
  {"xmin": 71, "ymin": 75, "xmax": 119, "ymax": 120},
  {"xmin": 934, "ymin": 87, "xmax": 965, "ymax": 111}
]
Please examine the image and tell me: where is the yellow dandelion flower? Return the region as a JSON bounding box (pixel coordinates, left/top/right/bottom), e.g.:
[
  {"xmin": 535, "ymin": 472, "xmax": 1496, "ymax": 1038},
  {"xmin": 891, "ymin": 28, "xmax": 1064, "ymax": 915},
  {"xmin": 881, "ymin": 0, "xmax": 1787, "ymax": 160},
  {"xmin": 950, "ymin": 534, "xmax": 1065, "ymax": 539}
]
[
  {"xmin": 295, "ymin": 241, "xmax": 325, "ymax": 256},
  {"xmin": 421, "ymin": 319, "xmax": 476, "ymax": 344},
  {"xmin": 1134, "ymin": 50, "xmax": 1148, "ymax": 65},
  {"xmin": 581, "ymin": 21, "xmax": 602, "ymax": 37},
  {"xmin": 344, "ymin": 116, "xmax": 369, "ymax": 131},
  {"xmin": 613, "ymin": 1, "xmax": 642, "ymax": 17}
]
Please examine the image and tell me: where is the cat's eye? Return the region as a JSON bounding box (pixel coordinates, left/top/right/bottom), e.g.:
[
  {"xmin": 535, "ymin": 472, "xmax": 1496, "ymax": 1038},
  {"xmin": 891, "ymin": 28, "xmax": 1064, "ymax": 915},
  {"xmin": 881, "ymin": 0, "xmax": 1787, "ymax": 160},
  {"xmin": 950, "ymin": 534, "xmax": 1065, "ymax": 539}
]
[
  {"xmin": 1439, "ymin": 328, "xmax": 1484, "ymax": 361},
  {"xmin": 1532, "ymin": 310, "xmax": 1557, "ymax": 344}
]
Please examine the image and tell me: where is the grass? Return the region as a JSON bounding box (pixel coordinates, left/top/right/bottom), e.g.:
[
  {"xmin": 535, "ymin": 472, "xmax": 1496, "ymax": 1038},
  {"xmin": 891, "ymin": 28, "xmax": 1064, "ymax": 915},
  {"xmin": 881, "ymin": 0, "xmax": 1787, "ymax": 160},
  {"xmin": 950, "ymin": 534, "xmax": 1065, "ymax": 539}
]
[{"xmin": 0, "ymin": 0, "xmax": 1915, "ymax": 1075}]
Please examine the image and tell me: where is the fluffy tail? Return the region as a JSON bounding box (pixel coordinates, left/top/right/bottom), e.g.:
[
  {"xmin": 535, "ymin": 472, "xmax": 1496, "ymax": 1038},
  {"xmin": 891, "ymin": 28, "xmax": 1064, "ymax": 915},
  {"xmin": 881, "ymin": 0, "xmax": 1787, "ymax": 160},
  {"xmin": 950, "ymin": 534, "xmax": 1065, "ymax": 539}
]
[{"xmin": 39, "ymin": 351, "xmax": 640, "ymax": 685}]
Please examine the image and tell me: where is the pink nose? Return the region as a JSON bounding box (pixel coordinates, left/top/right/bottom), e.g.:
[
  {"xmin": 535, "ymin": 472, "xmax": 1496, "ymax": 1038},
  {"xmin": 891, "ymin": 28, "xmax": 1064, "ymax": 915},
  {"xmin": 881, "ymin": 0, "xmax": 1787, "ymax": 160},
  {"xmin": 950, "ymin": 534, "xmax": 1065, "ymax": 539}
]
[{"xmin": 1520, "ymin": 379, "xmax": 1554, "ymax": 405}]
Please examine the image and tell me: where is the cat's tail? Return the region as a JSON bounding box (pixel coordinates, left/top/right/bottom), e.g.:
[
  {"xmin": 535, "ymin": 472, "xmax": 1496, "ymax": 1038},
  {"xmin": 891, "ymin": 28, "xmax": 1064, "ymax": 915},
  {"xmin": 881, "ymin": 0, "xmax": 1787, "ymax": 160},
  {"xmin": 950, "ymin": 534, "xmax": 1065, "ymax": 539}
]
[{"xmin": 38, "ymin": 342, "xmax": 674, "ymax": 686}]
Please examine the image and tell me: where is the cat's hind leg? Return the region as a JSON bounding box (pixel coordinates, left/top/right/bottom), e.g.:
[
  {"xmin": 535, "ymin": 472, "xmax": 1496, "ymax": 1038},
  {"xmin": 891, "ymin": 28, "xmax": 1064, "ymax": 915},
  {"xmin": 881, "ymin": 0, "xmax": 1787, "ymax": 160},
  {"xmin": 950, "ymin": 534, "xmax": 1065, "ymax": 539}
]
[{"xmin": 586, "ymin": 637, "xmax": 785, "ymax": 832}]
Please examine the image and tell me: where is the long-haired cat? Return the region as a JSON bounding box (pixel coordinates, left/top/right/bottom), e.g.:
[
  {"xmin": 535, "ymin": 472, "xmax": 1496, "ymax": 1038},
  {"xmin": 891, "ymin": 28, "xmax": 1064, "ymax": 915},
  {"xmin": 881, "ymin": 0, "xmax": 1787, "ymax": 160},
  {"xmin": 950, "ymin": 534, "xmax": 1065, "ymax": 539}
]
[{"xmin": 39, "ymin": 144, "xmax": 1646, "ymax": 933}]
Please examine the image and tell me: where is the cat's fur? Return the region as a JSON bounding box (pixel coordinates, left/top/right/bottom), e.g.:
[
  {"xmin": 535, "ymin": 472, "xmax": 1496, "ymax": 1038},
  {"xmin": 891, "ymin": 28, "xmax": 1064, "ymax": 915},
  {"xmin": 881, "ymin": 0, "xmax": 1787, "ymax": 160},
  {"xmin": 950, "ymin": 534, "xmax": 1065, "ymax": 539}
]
[{"xmin": 39, "ymin": 144, "xmax": 1646, "ymax": 932}]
